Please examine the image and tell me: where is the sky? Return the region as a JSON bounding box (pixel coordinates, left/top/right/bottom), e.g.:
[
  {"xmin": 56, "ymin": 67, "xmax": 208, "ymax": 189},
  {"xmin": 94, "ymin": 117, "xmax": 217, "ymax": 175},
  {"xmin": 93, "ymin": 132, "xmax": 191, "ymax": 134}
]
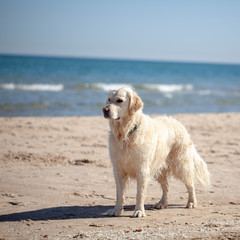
[{"xmin": 0, "ymin": 0, "xmax": 240, "ymax": 64}]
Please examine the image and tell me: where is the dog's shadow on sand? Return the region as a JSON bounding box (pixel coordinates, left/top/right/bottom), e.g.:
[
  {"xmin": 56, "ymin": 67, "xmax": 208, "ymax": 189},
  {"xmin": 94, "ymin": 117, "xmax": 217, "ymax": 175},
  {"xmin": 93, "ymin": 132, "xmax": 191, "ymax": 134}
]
[{"xmin": 0, "ymin": 204, "xmax": 185, "ymax": 222}]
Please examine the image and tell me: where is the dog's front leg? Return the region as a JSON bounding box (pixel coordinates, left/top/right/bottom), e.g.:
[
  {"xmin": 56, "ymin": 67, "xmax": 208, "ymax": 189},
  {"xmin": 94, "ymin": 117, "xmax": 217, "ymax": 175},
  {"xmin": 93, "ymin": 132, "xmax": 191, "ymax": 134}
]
[
  {"xmin": 132, "ymin": 168, "xmax": 150, "ymax": 218},
  {"xmin": 107, "ymin": 171, "xmax": 127, "ymax": 217}
]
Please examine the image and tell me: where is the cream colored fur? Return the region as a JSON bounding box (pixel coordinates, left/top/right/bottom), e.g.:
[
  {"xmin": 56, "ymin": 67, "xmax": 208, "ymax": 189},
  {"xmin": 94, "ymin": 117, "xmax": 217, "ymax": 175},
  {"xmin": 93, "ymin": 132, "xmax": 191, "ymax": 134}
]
[{"xmin": 103, "ymin": 87, "xmax": 210, "ymax": 218}]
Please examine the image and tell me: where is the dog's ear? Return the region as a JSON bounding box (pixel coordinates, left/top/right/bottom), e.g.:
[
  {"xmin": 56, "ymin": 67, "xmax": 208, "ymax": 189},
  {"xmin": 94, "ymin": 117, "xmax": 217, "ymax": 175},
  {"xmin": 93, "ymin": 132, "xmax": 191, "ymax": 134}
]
[{"xmin": 129, "ymin": 91, "xmax": 143, "ymax": 115}]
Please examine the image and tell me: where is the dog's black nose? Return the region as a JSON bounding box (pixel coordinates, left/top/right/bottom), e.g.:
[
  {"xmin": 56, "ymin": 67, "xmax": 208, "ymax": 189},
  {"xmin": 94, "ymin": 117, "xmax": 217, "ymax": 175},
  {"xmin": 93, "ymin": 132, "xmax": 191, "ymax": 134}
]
[
  {"xmin": 102, "ymin": 107, "xmax": 109, "ymax": 113},
  {"xmin": 102, "ymin": 107, "xmax": 110, "ymax": 118}
]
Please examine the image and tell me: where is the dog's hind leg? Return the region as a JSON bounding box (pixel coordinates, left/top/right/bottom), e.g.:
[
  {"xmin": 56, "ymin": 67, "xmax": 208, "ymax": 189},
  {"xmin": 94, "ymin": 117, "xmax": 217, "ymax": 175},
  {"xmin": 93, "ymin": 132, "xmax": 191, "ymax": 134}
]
[
  {"xmin": 176, "ymin": 161, "xmax": 197, "ymax": 208},
  {"xmin": 183, "ymin": 152, "xmax": 197, "ymax": 208},
  {"xmin": 172, "ymin": 146, "xmax": 197, "ymax": 209},
  {"xmin": 184, "ymin": 177, "xmax": 197, "ymax": 209},
  {"xmin": 154, "ymin": 170, "xmax": 169, "ymax": 209}
]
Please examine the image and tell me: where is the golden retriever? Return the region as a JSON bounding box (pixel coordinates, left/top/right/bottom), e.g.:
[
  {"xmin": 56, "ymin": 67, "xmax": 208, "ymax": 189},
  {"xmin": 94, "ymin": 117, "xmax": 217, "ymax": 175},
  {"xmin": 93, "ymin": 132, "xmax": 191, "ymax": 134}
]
[{"xmin": 102, "ymin": 87, "xmax": 210, "ymax": 218}]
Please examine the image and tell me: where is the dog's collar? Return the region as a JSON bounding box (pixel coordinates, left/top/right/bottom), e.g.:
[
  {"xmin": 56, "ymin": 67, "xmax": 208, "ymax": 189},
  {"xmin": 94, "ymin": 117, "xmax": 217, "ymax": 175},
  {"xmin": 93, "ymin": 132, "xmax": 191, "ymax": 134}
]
[{"xmin": 127, "ymin": 122, "xmax": 140, "ymax": 137}]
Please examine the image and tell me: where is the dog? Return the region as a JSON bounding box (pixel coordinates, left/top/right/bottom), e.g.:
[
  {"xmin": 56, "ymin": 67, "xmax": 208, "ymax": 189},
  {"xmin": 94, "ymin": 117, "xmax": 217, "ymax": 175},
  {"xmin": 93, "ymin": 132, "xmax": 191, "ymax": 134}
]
[{"xmin": 102, "ymin": 87, "xmax": 210, "ymax": 217}]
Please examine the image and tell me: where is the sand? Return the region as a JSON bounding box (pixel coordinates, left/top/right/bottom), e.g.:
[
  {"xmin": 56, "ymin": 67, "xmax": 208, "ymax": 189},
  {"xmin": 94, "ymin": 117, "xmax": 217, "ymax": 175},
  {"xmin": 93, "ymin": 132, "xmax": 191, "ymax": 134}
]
[{"xmin": 0, "ymin": 113, "xmax": 240, "ymax": 240}]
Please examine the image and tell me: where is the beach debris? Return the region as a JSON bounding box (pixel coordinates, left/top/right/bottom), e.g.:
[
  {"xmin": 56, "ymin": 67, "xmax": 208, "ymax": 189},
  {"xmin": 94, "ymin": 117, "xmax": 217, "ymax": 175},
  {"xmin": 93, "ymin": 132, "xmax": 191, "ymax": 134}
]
[
  {"xmin": 124, "ymin": 229, "xmax": 143, "ymax": 233},
  {"xmin": 74, "ymin": 159, "xmax": 93, "ymax": 165},
  {"xmin": 73, "ymin": 233, "xmax": 87, "ymax": 238},
  {"xmin": 89, "ymin": 223, "xmax": 102, "ymax": 227},
  {"xmin": 229, "ymin": 201, "xmax": 239, "ymax": 205},
  {"xmin": 8, "ymin": 201, "xmax": 21, "ymax": 206}
]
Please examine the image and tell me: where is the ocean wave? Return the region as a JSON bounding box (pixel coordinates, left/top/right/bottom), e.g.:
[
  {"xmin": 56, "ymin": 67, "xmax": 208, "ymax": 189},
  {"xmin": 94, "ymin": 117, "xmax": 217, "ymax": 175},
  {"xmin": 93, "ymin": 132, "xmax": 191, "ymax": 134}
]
[
  {"xmin": 96, "ymin": 83, "xmax": 193, "ymax": 93},
  {"xmin": 0, "ymin": 83, "xmax": 64, "ymax": 92},
  {"xmin": 78, "ymin": 83, "xmax": 133, "ymax": 91},
  {"xmin": 0, "ymin": 82, "xmax": 194, "ymax": 94},
  {"xmin": 73, "ymin": 83, "xmax": 194, "ymax": 93},
  {"xmin": 138, "ymin": 84, "xmax": 193, "ymax": 92},
  {"xmin": 95, "ymin": 83, "xmax": 133, "ymax": 91}
]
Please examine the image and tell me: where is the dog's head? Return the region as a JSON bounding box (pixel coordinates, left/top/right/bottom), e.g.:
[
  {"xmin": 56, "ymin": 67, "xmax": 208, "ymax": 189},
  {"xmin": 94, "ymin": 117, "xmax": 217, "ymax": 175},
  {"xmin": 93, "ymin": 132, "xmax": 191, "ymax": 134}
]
[{"xmin": 102, "ymin": 87, "xmax": 143, "ymax": 120}]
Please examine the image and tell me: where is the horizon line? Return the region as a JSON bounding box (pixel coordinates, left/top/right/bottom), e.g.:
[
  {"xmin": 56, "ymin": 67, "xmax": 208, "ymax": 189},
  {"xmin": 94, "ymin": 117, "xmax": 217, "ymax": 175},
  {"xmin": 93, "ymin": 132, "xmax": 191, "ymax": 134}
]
[{"xmin": 1, "ymin": 52, "xmax": 240, "ymax": 66}]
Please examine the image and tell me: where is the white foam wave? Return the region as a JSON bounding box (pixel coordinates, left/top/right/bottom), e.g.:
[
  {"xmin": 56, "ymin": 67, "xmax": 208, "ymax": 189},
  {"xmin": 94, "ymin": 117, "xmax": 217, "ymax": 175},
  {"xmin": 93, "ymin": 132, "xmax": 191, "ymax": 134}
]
[
  {"xmin": 142, "ymin": 84, "xmax": 193, "ymax": 93},
  {"xmin": 83, "ymin": 83, "xmax": 193, "ymax": 93},
  {"xmin": 93, "ymin": 83, "xmax": 133, "ymax": 92},
  {"xmin": 0, "ymin": 83, "xmax": 64, "ymax": 92}
]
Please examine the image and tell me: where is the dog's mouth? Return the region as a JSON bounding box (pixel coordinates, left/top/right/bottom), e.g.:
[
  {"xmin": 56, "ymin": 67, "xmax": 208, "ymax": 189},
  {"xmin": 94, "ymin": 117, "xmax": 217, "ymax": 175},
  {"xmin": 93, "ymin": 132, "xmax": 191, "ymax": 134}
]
[
  {"xmin": 103, "ymin": 112, "xmax": 110, "ymax": 119},
  {"xmin": 102, "ymin": 107, "xmax": 120, "ymax": 120},
  {"xmin": 103, "ymin": 113, "xmax": 120, "ymax": 121},
  {"xmin": 104, "ymin": 115, "xmax": 120, "ymax": 121}
]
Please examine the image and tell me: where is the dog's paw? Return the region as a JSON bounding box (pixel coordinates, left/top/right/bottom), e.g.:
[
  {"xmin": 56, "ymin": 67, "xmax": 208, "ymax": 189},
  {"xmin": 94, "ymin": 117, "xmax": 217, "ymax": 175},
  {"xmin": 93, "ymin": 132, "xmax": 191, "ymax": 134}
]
[
  {"xmin": 107, "ymin": 207, "xmax": 122, "ymax": 217},
  {"xmin": 186, "ymin": 201, "xmax": 197, "ymax": 209},
  {"xmin": 132, "ymin": 209, "xmax": 146, "ymax": 218},
  {"xmin": 154, "ymin": 200, "xmax": 168, "ymax": 209}
]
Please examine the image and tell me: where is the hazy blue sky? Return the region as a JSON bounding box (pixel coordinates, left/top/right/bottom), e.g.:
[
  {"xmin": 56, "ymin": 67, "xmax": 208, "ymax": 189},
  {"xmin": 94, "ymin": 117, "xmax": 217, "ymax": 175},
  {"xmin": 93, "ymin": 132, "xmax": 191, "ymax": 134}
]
[{"xmin": 1, "ymin": 0, "xmax": 240, "ymax": 63}]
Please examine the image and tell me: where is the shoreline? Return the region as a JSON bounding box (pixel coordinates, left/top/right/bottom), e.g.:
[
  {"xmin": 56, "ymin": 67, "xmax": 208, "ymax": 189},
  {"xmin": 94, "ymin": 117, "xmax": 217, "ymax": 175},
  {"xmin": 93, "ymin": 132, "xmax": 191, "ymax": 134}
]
[
  {"xmin": 0, "ymin": 113, "xmax": 240, "ymax": 239},
  {"xmin": 1, "ymin": 111, "xmax": 240, "ymax": 117}
]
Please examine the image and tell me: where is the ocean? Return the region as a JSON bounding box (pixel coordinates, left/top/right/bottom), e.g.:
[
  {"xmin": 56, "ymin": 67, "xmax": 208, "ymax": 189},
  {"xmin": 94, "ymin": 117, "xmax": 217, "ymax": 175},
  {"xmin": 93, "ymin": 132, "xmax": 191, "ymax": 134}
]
[{"xmin": 0, "ymin": 55, "xmax": 240, "ymax": 117}]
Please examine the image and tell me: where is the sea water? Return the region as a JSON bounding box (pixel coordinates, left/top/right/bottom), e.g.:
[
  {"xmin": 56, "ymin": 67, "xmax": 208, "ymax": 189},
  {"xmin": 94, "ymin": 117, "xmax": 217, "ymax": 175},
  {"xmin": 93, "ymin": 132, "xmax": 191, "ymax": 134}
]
[{"xmin": 0, "ymin": 55, "xmax": 240, "ymax": 117}]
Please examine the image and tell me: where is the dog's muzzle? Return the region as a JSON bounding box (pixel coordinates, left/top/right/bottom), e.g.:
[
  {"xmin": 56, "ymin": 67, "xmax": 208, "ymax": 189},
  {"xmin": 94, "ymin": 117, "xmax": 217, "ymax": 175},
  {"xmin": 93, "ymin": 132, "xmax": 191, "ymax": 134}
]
[{"xmin": 102, "ymin": 106, "xmax": 120, "ymax": 120}]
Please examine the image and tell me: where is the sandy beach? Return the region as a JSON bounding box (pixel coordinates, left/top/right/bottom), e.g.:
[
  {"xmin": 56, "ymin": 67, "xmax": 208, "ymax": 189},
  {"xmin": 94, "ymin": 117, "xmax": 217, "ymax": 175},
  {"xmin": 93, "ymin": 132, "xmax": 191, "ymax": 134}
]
[{"xmin": 0, "ymin": 113, "xmax": 240, "ymax": 239}]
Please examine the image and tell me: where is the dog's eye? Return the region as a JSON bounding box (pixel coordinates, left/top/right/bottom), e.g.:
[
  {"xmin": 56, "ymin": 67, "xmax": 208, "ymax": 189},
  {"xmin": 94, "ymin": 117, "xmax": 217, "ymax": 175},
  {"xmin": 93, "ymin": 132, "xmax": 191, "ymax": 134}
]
[
  {"xmin": 117, "ymin": 99, "xmax": 123, "ymax": 103},
  {"xmin": 108, "ymin": 98, "xmax": 111, "ymax": 102}
]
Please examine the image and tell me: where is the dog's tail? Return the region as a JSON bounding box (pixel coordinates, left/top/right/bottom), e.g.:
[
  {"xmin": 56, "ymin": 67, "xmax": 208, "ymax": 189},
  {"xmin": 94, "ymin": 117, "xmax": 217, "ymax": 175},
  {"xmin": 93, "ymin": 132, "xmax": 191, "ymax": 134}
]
[{"xmin": 193, "ymin": 146, "xmax": 211, "ymax": 188}]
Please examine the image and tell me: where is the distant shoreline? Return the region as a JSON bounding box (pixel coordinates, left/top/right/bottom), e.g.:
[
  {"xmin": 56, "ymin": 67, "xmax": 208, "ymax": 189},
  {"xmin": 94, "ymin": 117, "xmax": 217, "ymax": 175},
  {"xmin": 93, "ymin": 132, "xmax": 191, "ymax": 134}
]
[{"xmin": 1, "ymin": 53, "xmax": 240, "ymax": 66}]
